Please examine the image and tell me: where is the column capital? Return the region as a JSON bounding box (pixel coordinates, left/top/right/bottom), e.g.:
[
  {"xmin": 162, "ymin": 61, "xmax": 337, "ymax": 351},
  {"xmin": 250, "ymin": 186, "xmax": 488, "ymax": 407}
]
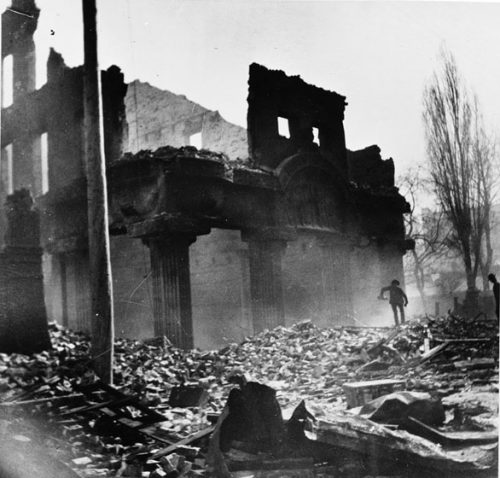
[
  {"xmin": 142, "ymin": 232, "xmax": 197, "ymax": 249},
  {"xmin": 128, "ymin": 213, "xmax": 210, "ymax": 240}
]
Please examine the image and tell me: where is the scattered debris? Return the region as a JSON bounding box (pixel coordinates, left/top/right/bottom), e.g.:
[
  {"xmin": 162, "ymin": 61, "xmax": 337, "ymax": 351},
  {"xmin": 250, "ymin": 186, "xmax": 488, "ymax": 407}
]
[{"xmin": 0, "ymin": 314, "xmax": 496, "ymax": 476}]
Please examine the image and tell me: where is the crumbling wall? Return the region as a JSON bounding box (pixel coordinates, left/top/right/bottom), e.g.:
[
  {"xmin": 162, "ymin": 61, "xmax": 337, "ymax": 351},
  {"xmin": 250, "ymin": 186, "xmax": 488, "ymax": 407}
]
[
  {"xmin": 247, "ymin": 63, "xmax": 347, "ymax": 172},
  {"xmin": 347, "ymin": 145, "xmax": 395, "ymax": 189},
  {"xmin": 124, "ymin": 81, "xmax": 247, "ymax": 160},
  {"xmin": 200, "ymin": 110, "xmax": 248, "ymax": 161},
  {"xmin": 1, "ymin": 50, "xmax": 127, "ymax": 192}
]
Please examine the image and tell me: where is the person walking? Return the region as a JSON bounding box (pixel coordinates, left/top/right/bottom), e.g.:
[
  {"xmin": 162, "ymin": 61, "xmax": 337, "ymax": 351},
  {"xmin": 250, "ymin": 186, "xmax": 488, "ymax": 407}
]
[
  {"xmin": 488, "ymin": 273, "xmax": 499, "ymax": 319},
  {"xmin": 378, "ymin": 279, "xmax": 408, "ymax": 326}
]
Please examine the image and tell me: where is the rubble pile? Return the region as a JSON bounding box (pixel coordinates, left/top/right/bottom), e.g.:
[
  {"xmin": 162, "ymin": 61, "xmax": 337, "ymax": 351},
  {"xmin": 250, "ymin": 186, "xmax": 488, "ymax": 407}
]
[
  {"xmin": 392, "ymin": 315, "xmax": 498, "ymax": 399},
  {"xmin": 0, "ymin": 314, "xmax": 497, "ymax": 477},
  {"xmin": 118, "ymin": 146, "xmax": 255, "ymax": 177},
  {"xmin": 120, "ymin": 146, "xmax": 230, "ymax": 165}
]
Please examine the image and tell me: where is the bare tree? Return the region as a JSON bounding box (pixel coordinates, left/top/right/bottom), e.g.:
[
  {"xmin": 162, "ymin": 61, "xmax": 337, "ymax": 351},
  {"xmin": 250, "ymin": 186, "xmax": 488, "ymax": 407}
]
[
  {"xmin": 471, "ymin": 100, "xmax": 499, "ymax": 290},
  {"xmin": 423, "ymin": 50, "xmax": 498, "ymax": 312},
  {"xmin": 400, "ymin": 168, "xmax": 450, "ymax": 311}
]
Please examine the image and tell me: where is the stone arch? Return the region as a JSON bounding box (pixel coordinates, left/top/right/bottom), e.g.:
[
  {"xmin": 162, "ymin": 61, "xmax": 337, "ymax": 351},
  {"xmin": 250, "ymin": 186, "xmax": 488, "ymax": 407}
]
[{"xmin": 276, "ymin": 153, "xmax": 349, "ymax": 231}]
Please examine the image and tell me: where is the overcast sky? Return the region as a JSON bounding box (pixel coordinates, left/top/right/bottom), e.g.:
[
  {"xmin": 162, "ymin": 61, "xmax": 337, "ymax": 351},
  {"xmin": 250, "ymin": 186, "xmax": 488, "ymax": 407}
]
[{"xmin": 3, "ymin": 0, "xmax": 500, "ymax": 176}]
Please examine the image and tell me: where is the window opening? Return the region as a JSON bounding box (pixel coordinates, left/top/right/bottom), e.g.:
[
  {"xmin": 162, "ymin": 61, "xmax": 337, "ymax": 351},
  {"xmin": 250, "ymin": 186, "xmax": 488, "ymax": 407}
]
[
  {"xmin": 312, "ymin": 127, "xmax": 320, "ymax": 145},
  {"xmin": 189, "ymin": 131, "xmax": 202, "ymax": 149},
  {"xmin": 2, "ymin": 55, "xmax": 13, "ymax": 107},
  {"xmin": 277, "ymin": 116, "xmax": 290, "ymax": 138}
]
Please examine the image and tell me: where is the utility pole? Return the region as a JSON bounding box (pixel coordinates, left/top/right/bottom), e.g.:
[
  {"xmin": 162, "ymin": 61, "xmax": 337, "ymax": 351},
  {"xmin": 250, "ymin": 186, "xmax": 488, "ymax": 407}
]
[{"xmin": 82, "ymin": 0, "xmax": 114, "ymax": 383}]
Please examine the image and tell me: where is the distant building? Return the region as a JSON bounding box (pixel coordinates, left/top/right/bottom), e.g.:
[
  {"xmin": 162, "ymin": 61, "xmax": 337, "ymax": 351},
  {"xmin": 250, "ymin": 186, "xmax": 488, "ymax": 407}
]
[{"xmin": 1, "ymin": 0, "xmax": 411, "ymax": 348}]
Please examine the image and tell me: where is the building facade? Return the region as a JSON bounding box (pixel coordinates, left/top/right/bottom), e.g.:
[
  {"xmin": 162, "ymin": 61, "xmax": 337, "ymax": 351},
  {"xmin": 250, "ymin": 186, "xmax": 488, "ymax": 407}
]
[{"xmin": 1, "ymin": 1, "xmax": 411, "ymax": 349}]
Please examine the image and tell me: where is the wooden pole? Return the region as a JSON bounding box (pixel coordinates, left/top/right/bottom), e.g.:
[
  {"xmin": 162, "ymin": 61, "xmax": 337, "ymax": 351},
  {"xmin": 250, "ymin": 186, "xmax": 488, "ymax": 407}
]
[{"xmin": 82, "ymin": 0, "xmax": 114, "ymax": 384}]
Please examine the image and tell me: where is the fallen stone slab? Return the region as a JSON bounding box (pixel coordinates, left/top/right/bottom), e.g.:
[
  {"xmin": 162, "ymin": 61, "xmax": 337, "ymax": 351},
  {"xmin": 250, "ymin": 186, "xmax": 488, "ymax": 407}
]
[{"xmin": 358, "ymin": 391, "xmax": 445, "ymax": 427}]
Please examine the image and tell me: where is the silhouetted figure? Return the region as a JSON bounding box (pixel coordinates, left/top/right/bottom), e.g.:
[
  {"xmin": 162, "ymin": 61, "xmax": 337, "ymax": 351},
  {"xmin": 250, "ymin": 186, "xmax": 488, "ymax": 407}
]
[
  {"xmin": 379, "ymin": 279, "xmax": 408, "ymax": 326},
  {"xmin": 488, "ymin": 274, "xmax": 499, "ymax": 319}
]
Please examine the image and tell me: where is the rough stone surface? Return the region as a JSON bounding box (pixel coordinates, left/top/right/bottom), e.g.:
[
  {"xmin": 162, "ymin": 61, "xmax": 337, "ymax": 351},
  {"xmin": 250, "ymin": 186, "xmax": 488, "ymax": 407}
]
[{"xmin": 124, "ymin": 81, "xmax": 248, "ymax": 161}]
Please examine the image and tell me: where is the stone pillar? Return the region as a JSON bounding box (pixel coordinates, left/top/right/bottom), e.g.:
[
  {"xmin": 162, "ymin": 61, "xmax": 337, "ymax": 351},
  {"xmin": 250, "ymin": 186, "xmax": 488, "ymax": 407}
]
[
  {"xmin": 245, "ymin": 235, "xmax": 286, "ymax": 334},
  {"xmin": 0, "ymin": 189, "xmax": 51, "ymax": 353},
  {"xmin": 319, "ymin": 236, "xmax": 354, "ymax": 324},
  {"xmin": 147, "ymin": 234, "xmax": 195, "ymax": 349},
  {"xmin": 2, "ymin": 1, "xmax": 40, "ymax": 194},
  {"xmin": 2, "ymin": 0, "xmax": 40, "ymax": 101}
]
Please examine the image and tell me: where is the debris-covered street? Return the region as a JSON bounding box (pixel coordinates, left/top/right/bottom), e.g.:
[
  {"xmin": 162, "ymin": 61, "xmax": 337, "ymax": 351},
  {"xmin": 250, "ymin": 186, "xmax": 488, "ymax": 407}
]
[
  {"xmin": 1, "ymin": 1, "xmax": 499, "ymax": 477},
  {"xmin": 0, "ymin": 313, "xmax": 497, "ymax": 477}
]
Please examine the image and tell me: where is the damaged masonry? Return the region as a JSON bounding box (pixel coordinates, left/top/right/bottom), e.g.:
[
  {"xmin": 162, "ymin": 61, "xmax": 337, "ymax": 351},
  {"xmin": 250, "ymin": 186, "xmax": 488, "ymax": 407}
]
[
  {"xmin": 0, "ymin": 1, "xmax": 498, "ymax": 478},
  {"xmin": 1, "ymin": 6, "xmax": 411, "ymax": 348}
]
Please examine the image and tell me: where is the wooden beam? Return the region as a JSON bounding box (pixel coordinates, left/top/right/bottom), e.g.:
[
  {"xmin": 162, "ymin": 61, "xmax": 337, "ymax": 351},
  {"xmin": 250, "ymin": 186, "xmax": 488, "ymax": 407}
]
[
  {"xmin": 82, "ymin": 0, "xmax": 114, "ymax": 384},
  {"xmin": 151, "ymin": 426, "xmax": 215, "ymax": 460}
]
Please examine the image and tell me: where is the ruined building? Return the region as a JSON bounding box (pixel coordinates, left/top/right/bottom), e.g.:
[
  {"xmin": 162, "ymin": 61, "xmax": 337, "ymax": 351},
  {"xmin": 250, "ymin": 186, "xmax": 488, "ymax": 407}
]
[{"xmin": 1, "ymin": 0, "xmax": 412, "ymax": 350}]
